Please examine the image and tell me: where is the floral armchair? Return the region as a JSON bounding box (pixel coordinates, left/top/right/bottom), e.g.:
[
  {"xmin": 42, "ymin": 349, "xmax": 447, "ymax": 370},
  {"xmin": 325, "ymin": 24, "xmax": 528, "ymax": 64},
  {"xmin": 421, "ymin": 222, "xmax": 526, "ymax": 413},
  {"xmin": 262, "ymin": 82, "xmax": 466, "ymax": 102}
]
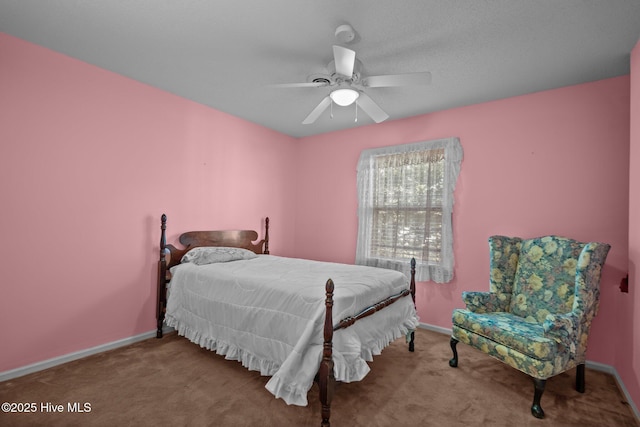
[{"xmin": 449, "ymin": 235, "xmax": 610, "ymax": 418}]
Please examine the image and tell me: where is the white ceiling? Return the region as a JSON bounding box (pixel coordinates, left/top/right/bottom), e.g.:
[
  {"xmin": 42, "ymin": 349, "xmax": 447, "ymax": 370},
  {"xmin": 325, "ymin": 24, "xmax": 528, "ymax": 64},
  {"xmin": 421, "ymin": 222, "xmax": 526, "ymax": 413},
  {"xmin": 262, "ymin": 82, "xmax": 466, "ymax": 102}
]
[{"xmin": 1, "ymin": 1, "xmax": 640, "ymax": 138}]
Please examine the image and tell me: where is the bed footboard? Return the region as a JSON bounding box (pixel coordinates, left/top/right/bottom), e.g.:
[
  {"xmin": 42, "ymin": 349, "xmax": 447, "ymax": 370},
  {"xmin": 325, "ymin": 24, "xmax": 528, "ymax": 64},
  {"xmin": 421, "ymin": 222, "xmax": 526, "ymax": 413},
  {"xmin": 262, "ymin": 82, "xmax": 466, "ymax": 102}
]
[{"xmin": 319, "ymin": 257, "xmax": 417, "ymax": 427}]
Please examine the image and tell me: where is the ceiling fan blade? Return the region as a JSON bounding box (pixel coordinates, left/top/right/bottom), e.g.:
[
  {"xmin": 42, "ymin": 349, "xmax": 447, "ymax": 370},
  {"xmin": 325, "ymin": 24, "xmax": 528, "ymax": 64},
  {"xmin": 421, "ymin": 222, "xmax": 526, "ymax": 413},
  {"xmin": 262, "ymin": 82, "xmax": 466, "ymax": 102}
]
[
  {"xmin": 302, "ymin": 96, "xmax": 332, "ymax": 124},
  {"xmin": 357, "ymin": 93, "xmax": 389, "ymax": 123},
  {"xmin": 364, "ymin": 72, "xmax": 432, "ymax": 88},
  {"xmin": 270, "ymin": 82, "xmax": 328, "ymax": 88},
  {"xmin": 333, "ymin": 45, "xmax": 356, "ymax": 77}
]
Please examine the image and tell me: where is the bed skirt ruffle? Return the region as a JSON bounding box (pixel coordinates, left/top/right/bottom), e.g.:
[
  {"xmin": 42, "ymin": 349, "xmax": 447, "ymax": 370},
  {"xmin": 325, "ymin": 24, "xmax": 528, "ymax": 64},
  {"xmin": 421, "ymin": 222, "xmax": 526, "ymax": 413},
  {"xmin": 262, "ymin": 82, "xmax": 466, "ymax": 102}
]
[
  {"xmin": 166, "ymin": 306, "xmax": 418, "ymax": 406},
  {"xmin": 165, "ymin": 316, "xmax": 282, "ymax": 377}
]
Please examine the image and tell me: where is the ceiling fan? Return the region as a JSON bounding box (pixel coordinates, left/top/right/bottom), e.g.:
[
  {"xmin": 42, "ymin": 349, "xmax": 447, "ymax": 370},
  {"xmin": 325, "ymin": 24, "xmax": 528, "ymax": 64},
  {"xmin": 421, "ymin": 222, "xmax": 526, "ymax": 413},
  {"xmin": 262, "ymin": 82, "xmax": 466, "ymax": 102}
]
[{"xmin": 272, "ymin": 25, "xmax": 432, "ymax": 125}]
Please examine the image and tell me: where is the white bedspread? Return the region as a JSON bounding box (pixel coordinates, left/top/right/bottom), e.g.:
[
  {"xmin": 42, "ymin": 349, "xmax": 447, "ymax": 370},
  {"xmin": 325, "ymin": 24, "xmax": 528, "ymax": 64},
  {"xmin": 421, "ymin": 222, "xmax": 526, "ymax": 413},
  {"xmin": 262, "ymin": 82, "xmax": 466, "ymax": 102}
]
[{"xmin": 165, "ymin": 255, "xmax": 419, "ymax": 406}]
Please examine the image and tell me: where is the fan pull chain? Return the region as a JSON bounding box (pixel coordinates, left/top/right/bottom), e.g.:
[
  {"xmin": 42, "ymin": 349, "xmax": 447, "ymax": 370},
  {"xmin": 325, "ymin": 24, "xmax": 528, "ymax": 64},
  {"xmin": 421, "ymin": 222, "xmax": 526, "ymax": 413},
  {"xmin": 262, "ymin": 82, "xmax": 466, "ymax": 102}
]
[
  {"xmin": 355, "ymin": 101, "xmax": 358, "ymax": 122},
  {"xmin": 330, "ymin": 99, "xmax": 334, "ymax": 119}
]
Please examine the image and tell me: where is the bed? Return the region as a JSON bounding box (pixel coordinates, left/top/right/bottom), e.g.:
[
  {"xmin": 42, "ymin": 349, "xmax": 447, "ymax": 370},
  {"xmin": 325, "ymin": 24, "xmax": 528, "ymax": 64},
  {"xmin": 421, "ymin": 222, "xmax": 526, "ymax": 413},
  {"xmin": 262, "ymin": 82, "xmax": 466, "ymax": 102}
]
[{"xmin": 156, "ymin": 214, "xmax": 418, "ymax": 427}]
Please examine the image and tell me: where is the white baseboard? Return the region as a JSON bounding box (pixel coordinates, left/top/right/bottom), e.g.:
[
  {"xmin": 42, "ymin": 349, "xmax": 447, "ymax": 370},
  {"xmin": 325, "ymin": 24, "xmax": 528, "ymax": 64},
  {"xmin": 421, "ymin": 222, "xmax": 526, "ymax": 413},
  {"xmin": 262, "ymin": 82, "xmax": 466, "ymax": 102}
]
[
  {"xmin": 586, "ymin": 360, "xmax": 640, "ymax": 422},
  {"xmin": 419, "ymin": 322, "xmax": 639, "ymax": 422},
  {"xmin": 0, "ymin": 326, "xmax": 174, "ymax": 382},
  {"xmin": 418, "ymin": 321, "xmax": 452, "ymax": 335}
]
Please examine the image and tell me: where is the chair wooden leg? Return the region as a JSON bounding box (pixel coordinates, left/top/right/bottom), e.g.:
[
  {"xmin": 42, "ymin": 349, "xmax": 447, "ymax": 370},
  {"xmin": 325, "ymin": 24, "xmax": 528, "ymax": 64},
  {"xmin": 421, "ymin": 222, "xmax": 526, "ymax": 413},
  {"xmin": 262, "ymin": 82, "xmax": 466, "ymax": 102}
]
[
  {"xmin": 449, "ymin": 337, "xmax": 459, "ymax": 367},
  {"xmin": 408, "ymin": 330, "xmax": 415, "ymax": 352},
  {"xmin": 531, "ymin": 378, "xmax": 546, "ymax": 419},
  {"xmin": 576, "ymin": 363, "xmax": 585, "ymax": 393}
]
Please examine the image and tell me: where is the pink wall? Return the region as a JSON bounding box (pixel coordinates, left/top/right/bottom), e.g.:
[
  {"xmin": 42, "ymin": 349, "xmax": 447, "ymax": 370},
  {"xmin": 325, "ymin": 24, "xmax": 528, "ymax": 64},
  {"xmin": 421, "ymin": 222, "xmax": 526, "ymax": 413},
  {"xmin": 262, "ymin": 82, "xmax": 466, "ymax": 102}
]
[
  {"xmin": 625, "ymin": 38, "xmax": 640, "ymax": 413},
  {"xmin": 295, "ymin": 76, "xmax": 630, "ymax": 367},
  {"xmin": 0, "ymin": 33, "xmax": 298, "ymax": 372}
]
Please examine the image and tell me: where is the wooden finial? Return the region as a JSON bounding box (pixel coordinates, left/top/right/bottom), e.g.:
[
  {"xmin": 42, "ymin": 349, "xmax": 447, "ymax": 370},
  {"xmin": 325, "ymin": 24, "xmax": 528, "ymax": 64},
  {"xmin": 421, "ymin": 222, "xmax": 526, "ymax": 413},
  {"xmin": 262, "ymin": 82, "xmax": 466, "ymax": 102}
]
[
  {"xmin": 324, "ymin": 279, "xmax": 334, "ymax": 343},
  {"xmin": 160, "ymin": 214, "xmax": 167, "ymax": 259}
]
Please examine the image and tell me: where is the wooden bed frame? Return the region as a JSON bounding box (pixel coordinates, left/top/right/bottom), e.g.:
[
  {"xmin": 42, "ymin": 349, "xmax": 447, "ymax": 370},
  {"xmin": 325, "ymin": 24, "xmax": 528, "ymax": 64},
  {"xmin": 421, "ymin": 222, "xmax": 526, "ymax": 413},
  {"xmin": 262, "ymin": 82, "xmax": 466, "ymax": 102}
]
[{"xmin": 156, "ymin": 214, "xmax": 416, "ymax": 427}]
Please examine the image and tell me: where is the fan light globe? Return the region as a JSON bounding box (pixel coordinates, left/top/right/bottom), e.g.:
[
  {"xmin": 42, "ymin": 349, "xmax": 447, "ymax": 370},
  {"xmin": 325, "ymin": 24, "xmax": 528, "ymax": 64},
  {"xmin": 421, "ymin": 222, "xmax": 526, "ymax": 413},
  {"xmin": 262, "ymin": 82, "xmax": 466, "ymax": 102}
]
[{"xmin": 330, "ymin": 88, "xmax": 359, "ymax": 106}]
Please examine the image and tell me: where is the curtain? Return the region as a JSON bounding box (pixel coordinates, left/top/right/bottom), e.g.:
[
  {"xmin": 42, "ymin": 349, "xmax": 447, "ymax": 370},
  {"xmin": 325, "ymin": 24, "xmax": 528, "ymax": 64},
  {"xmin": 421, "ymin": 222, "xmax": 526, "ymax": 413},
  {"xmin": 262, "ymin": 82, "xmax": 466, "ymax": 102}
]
[{"xmin": 356, "ymin": 137, "xmax": 463, "ymax": 282}]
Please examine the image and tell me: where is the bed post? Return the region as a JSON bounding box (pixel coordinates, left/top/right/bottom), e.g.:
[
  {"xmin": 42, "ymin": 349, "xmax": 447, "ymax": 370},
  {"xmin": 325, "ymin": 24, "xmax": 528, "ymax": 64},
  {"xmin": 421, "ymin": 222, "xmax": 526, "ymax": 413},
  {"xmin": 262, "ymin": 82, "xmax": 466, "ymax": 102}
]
[
  {"xmin": 409, "ymin": 257, "xmax": 416, "ymax": 352},
  {"xmin": 319, "ymin": 279, "xmax": 335, "ymax": 427},
  {"xmin": 156, "ymin": 214, "xmax": 168, "ymax": 339},
  {"xmin": 264, "ymin": 217, "xmax": 270, "ymax": 254}
]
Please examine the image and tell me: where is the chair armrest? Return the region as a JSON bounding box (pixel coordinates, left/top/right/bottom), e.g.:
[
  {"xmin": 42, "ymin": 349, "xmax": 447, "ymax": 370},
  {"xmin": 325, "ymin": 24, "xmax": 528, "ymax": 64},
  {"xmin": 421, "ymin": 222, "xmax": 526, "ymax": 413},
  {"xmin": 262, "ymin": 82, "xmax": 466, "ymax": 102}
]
[
  {"xmin": 462, "ymin": 291, "xmax": 509, "ymax": 313},
  {"xmin": 543, "ymin": 313, "xmax": 579, "ymax": 350}
]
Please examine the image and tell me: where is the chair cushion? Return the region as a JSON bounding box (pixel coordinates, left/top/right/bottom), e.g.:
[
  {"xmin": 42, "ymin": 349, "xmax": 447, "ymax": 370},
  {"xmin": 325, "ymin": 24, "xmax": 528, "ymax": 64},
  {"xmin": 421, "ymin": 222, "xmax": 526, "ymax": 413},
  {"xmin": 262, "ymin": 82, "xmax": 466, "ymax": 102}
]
[
  {"xmin": 452, "ymin": 309, "xmax": 559, "ymax": 361},
  {"xmin": 509, "ymin": 236, "xmax": 585, "ymax": 320}
]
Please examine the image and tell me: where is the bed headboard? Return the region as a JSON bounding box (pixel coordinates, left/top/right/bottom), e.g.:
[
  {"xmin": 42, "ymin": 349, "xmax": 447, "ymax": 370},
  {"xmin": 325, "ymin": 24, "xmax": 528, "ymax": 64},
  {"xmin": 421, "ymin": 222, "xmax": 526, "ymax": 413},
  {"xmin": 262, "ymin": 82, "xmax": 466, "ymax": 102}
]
[
  {"xmin": 159, "ymin": 214, "xmax": 269, "ymax": 268},
  {"xmin": 156, "ymin": 213, "xmax": 269, "ymax": 337}
]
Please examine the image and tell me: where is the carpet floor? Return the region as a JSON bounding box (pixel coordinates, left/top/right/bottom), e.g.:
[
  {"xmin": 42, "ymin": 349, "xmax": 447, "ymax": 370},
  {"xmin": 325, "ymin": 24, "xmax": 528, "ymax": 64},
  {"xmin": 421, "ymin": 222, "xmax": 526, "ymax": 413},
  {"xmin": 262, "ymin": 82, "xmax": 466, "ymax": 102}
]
[{"xmin": 1, "ymin": 328, "xmax": 637, "ymax": 427}]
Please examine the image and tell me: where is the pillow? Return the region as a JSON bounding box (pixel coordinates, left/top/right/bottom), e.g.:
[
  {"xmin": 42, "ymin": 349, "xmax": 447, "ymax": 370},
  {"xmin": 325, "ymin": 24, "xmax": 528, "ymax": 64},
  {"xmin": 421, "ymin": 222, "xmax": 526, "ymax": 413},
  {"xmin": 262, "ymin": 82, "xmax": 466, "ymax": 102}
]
[{"xmin": 181, "ymin": 246, "xmax": 258, "ymax": 265}]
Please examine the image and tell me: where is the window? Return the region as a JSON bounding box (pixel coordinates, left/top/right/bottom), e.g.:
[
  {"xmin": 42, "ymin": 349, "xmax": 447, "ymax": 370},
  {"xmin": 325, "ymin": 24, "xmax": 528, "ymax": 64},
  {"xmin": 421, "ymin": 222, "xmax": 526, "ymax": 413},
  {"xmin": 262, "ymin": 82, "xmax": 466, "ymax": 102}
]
[{"xmin": 356, "ymin": 137, "xmax": 462, "ymax": 283}]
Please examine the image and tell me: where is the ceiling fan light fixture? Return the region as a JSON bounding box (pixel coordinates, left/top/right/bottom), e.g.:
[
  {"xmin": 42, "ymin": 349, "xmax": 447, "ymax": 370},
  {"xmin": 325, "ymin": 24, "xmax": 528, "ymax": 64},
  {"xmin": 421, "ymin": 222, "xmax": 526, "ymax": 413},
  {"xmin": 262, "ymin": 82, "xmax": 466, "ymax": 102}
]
[{"xmin": 330, "ymin": 88, "xmax": 359, "ymax": 106}]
